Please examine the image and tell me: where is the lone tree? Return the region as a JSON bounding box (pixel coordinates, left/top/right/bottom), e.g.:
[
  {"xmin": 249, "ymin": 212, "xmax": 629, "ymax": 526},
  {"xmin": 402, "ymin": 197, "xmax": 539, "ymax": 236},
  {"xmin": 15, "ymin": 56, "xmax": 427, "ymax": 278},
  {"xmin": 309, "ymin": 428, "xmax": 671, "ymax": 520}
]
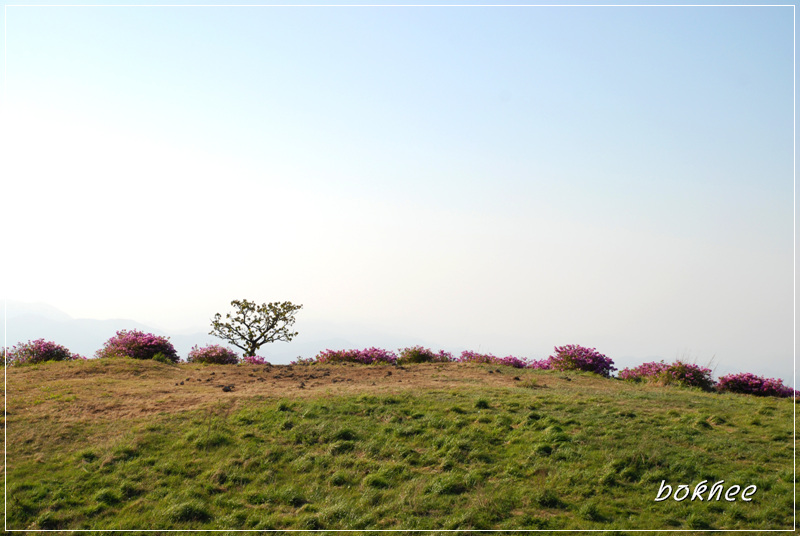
[{"xmin": 209, "ymin": 299, "xmax": 303, "ymax": 357}]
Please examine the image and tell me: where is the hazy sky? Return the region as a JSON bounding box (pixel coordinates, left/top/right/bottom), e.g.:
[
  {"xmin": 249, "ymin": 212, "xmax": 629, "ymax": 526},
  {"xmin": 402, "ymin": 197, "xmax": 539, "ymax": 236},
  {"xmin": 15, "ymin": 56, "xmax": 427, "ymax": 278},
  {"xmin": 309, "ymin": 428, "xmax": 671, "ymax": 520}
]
[{"xmin": 2, "ymin": 2, "xmax": 795, "ymax": 382}]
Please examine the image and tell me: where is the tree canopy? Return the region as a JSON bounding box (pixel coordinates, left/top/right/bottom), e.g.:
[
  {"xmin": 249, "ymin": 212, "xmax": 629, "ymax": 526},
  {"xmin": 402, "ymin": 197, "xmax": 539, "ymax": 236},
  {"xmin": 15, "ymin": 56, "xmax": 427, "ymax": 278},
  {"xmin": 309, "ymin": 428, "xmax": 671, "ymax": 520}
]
[{"xmin": 209, "ymin": 299, "xmax": 302, "ymax": 357}]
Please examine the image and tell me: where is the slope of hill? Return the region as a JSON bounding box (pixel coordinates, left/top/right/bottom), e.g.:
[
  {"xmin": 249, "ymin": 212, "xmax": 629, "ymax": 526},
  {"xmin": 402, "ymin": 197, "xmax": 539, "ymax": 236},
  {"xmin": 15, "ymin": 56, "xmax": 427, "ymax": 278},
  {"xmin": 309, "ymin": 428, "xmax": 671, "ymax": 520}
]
[{"xmin": 5, "ymin": 359, "xmax": 794, "ymax": 530}]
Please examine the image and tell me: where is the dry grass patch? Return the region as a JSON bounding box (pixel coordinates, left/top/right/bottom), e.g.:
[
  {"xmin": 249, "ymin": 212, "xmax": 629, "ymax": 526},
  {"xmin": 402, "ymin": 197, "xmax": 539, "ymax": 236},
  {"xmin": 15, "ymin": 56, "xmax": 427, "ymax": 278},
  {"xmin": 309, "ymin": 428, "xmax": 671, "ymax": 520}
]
[{"xmin": 7, "ymin": 359, "xmax": 589, "ymax": 424}]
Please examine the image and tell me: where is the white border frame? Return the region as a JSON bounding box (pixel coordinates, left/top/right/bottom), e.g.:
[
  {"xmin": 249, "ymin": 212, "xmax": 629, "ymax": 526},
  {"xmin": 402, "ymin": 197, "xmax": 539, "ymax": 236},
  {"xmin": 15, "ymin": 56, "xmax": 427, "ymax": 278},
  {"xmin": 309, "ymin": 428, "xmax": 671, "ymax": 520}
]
[{"xmin": 2, "ymin": 2, "xmax": 795, "ymax": 532}]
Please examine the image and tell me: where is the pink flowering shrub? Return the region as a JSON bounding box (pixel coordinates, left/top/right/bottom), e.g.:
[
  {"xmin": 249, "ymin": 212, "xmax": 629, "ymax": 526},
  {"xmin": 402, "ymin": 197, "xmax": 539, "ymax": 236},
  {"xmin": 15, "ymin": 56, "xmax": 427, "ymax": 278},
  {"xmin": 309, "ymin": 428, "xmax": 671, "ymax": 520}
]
[
  {"xmin": 495, "ymin": 355, "xmax": 531, "ymax": 369},
  {"xmin": 527, "ymin": 358, "xmax": 552, "ymax": 370},
  {"xmin": 665, "ymin": 362, "xmax": 715, "ymax": 391},
  {"xmin": 456, "ymin": 351, "xmax": 496, "ymax": 365},
  {"xmin": 187, "ymin": 344, "xmax": 239, "ymax": 365},
  {"xmin": 242, "ymin": 355, "xmax": 270, "ymax": 365},
  {"xmin": 95, "ymin": 329, "xmax": 179, "ymax": 363},
  {"xmin": 6, "ymin": 339, "xmax": 86, "ymax": 366},
  {"xmin": 716, "ymin": 372, "xmax": 797, "ymax": 398},
  {"xmin": 618, "ymin": 361, "xmax": 671, "ymax": 381},
  {"xmin": 619, "ymin": 360, "xmax": 714, "ymax": 391},
  {"xmin": 314, "ymin": 347, "xmax": 398, "ymax": 365},
  {"xmin": 456, "ymin": 351, "xmax": 531, "ymax": 369},
  {"xmin": 397, "ymin": 346, "xmax": 453, "ymax": 364},
  {"xmin": 548, "ymin": 345, "xmax": 616, "ymax": 377}
]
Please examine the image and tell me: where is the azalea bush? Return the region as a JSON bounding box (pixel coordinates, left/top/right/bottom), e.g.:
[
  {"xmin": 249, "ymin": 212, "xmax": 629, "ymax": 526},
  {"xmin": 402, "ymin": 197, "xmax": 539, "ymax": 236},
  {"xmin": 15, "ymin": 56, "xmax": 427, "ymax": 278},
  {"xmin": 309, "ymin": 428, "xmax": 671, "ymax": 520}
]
[
  {"xmin": 548, "ymin": 344, "xmax": 616, "ymax": 377},
  {"xmin": 95, "ymin": 329, "xmax": 179, "ymax": 363},
  {"xmin": 618, "ymin": 361, "xmax": 671, "ymax": 382},
  {"xmin": 456, "ymin": 351, "xmax": 497, "ymax": 365},
  {"xmin": 5, "ymin": 339, "xmax": 86, "ymax": 366},
  {"xmin": 397, "ymin": 346, "xmax": 453, "ymax": 364},
  {"xmin": 242, "ymin": 355, "xmax": 270, "ymax": 365},
  {"xmin": 659, "ymin": 361, "xmax": 715, "ymax": 391},
  {"xmin": 315, "ymin": 347, "xmax": 398, "ymax": 365},
  {"xmin": 716, "ymin": 372, "xmax": 797, "ymax": 398},
  {"xmin": 456, "ymin": 351, "xmax": 531, "ymax": 369},
  {"xmin": 495, "ymin": 355, "xmax": 531, "ymax": 369},
  {"xmin": 619, "ymin": 360, "xmax": 715, "ymax": 391},
  {"xmin": 527, "ymin": 358, "xmax": 552, "ymax": 370},
  {"xmin": 187, "ymin": 344, "xmax": 239, "ymax": 365}
]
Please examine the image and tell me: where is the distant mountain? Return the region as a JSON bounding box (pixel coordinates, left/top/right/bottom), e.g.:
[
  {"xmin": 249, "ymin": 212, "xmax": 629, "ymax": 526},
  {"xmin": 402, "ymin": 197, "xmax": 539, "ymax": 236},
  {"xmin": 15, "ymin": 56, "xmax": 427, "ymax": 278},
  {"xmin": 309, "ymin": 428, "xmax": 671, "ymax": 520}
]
[
  {"xmin": 3, "ymin": 301, "xmax": 168, "ymax": 359},
  {"xmin": 5, "ymin": 301, "xmax": 73, "ymax": 322}
]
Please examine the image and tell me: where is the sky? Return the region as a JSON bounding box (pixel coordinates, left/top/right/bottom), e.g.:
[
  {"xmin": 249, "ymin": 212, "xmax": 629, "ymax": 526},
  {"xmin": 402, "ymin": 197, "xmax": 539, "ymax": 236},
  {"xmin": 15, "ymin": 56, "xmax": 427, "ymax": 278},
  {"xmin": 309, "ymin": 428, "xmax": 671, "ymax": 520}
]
[{"xmin": 2, "ymin": 1, "xmax": 795, "ymax": 384}]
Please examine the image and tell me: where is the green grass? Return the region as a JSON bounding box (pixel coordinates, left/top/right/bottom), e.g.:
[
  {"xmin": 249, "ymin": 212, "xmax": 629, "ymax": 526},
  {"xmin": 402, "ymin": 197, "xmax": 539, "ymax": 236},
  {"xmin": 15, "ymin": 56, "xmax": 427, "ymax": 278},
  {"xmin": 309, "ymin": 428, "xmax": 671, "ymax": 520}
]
[{"xmin": 6, "ymin": 362, "xmax": 795, "ymax": 530}]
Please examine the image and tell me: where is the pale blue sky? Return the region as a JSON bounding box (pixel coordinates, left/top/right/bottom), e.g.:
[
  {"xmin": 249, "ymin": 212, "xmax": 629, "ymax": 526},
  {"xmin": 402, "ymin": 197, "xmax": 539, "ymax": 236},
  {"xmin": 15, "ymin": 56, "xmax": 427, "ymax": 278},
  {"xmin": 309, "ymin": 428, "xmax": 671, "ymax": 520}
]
[{"xmin": 2, "ymin": 2, "xmax": 795, "ymax": 383}]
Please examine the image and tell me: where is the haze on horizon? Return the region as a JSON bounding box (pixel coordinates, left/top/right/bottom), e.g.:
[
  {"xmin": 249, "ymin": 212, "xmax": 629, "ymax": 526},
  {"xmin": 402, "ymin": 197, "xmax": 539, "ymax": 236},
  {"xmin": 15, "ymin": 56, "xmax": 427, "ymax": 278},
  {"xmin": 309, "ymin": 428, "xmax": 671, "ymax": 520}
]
[{"xmin": 2, "ymin": 3, "xmax": 794, "ymax": 385}]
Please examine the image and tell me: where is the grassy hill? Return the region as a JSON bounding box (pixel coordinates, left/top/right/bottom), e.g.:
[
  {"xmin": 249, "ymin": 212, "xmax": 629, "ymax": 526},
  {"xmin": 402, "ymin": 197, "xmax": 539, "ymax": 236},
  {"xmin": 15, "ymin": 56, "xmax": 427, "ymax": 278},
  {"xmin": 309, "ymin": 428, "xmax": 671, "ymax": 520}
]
[{"xmin": 4, "ymin": 358, "xmax": 795, "ymax": 531}]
